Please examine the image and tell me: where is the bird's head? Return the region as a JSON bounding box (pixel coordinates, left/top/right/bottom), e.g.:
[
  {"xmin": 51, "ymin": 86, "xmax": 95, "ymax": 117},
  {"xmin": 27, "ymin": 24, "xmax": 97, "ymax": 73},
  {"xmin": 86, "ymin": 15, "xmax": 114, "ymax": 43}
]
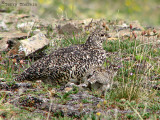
[{"xmin": 85, "ymin": 29, "xmax": 110, "ymax": 49}]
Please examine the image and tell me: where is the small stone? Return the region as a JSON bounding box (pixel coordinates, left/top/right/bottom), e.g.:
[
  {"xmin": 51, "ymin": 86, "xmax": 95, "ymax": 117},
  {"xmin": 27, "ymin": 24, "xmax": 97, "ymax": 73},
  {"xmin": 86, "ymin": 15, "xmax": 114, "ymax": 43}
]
[
  {"xmin": 48, "ymin": 89, "xmax": 56, "ymax": 97},
  {"xmin": 65, "ymin": 87, "xmax": 73, "ymax": 93},
  {"xmin": 57, "ymin": 23, "xmax": 81, "ymax": 35}
]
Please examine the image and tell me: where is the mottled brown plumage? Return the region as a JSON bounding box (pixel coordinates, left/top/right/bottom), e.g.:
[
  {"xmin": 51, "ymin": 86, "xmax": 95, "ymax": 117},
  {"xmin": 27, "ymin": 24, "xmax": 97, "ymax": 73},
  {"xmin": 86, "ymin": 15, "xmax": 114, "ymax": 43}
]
[
  {"xmin": 83, "ymin": 65, "xmax": 118, "ymax": 91},
  {"xmin": 14, "ymin": 29, "xmax": 109, "ymax": 85}
]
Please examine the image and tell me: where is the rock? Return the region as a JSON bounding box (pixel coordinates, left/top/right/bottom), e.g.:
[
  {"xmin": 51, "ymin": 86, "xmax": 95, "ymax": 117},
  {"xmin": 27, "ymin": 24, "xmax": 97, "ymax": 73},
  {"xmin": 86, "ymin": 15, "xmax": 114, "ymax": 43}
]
[
  {"xmin": 0, "ymin": 21, "xmax": 8, "ymax": 31},
  {"xmin": 11, "ymin": 91, "xmax": 104, "ymax": 117},
  {"xmin": 57, "ymin": 23, "xmax": 81, "ymax": 35},
  {"xmin": 0, "ymin": 82, "xmax": 33, "ymax": 90},
  {"xmin": 65, "ymin": 87, "xmax": 73, "ymax": 93},
  {"xmin": 0, "ymin": 32, "xmax": 28, "ymax": 52},
  {"xmin": 17, "ymin": 22, "xmax": 36, "ymax": 30},
  {"xmin": 19, "ymin": 32, "xmax": 49, "ymax": 56},
  {"xmin": 0, "ymin": 32, "xmax": 28, "ymax": 39},
  {"xmin": 0, "ymin": 38, "xmax": 9, "ymax": 52},
  {"xmin": 15, "ymin": 14, "xmax": 30, "ymax": 19},
  {"xmin": 7, "ymin": 32, "xmax": 49, "ymax": 58}
]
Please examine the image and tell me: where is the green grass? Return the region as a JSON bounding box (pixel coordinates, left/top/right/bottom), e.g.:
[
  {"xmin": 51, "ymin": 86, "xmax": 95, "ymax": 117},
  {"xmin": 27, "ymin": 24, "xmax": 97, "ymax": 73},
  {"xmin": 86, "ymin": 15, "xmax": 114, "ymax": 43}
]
[
  {"xmin": 103, "ymin": 38, "xmax": 159, "ymax": 104},
  {"xmin": 0, "ymin": 27, "xmax": 160, "ymax": 120},
  {"xmin": 0, "ymin": 1, "xmax": 160, "ymax": 119}
]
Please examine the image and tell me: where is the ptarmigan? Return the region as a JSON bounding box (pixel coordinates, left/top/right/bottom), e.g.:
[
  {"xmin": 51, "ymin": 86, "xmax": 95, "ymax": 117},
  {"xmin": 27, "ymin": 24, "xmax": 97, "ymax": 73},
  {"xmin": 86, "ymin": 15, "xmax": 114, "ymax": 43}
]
[
  {"xmin": 14, "ymin": 29, "xmax": 109, "ymax": 85},
  {"xmin": 83, "ymin": 65, "xmax": 118, "ymax": 91}
]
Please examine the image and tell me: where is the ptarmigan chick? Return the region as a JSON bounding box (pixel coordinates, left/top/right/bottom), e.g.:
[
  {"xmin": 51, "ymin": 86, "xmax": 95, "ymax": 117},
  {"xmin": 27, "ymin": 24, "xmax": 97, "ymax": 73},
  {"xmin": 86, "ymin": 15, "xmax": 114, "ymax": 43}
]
[
  {"xmin": 14, "ymin": 29, "xmax": 109, "ymax": 85},
  {"xmin": 83, "ymin": 65, "xmax": 118, "ymax": 92}
]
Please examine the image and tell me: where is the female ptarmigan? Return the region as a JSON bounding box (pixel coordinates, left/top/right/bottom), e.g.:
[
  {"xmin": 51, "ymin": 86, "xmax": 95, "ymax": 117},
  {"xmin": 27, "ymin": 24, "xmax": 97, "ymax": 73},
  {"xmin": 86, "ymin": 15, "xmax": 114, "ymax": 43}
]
[{"xmin": 14, "ymin": 29, "xmax": 109, "ymax": 85}]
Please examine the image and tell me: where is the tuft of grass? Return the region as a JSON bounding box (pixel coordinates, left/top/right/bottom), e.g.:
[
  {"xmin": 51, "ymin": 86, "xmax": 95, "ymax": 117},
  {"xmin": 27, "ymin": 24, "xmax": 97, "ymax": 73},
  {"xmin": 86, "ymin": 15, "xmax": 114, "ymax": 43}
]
[
  {"xmin": 60, "ymin": 35, "xmax": 87, "ymax": 48},
  {"xmin": 102, "ymin": 36, "xmax": 160, "ymax": 119}
]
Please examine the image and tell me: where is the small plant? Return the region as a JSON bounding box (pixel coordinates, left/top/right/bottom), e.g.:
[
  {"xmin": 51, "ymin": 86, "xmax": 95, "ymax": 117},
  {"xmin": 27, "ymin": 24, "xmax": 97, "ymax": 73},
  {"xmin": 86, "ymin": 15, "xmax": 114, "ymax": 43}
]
[
  {"xmin": 60, "ymin": 36, "xmax": 86, "ymax": 48},
  {"xmin": 143, "ymin": 113, "xmax": 150, "ymax": 119},
  {"xmin": 126, "ymin": 114, "xmax": 135, "ymax": 119},
  {"xmin": 82, "ymin": 99, "xmax": 90, "ymax": 104}
]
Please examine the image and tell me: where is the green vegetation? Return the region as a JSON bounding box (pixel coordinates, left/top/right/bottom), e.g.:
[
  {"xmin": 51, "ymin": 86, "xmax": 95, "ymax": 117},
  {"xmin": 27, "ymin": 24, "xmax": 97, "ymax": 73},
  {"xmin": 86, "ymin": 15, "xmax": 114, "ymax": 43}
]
[
  {"xmin": 0, "ymin": 33, "xmax": 159, "ymax": 119},
  {"xmin": 0, "ymin": 0, "xmax": 160, "ymax": 119},
  {"xmin": 36, "ymin": 0, "xmax": 160, "ymax": 25}
]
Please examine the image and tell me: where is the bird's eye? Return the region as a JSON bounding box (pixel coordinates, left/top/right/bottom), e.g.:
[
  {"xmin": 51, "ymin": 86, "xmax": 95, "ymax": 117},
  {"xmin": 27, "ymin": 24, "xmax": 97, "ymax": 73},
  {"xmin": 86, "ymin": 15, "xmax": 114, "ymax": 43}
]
[{"xmin": 101, "ymin": 34, "xmax": 105, "ymax": 37}]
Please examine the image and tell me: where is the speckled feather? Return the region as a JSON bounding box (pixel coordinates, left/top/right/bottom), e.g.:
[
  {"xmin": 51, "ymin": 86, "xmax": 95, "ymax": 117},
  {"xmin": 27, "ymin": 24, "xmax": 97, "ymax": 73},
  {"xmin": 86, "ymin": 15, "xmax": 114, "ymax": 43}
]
[
  {"xmin": 14, "ymin": 30, "xmax": 109, "ymax": 85},
  {"xmin": 82, "ymin": 65, "xmax": 118, "ymax": 94},
  {"xmin": 85, "ymin": 65, "xmax": 118, "ymax": 85}
]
